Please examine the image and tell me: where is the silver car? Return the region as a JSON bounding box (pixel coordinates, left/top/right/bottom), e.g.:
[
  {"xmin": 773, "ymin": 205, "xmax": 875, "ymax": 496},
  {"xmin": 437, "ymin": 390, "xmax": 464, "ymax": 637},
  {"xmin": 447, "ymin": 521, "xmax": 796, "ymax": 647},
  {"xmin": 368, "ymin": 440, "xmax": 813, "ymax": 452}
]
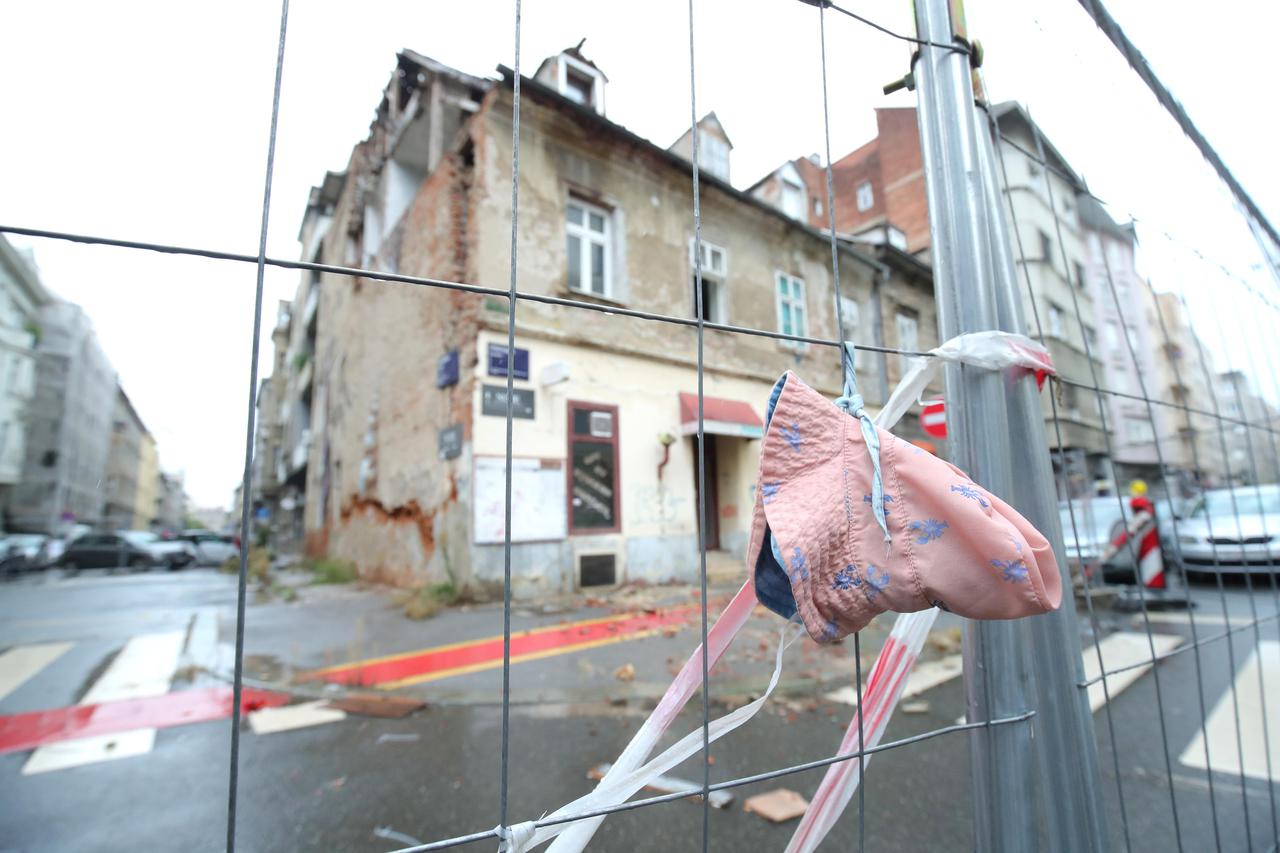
[
  {"xmin": 1059, "ymin": 499, "xmax": 1129, "ymax": 567},
  {"xmin": 180, "ymin": 530, "xmax": 240, "ymax": 566},
  {"xmin": 1172, "ymin": 484, "xmax": 1280, "ymax": 574}
]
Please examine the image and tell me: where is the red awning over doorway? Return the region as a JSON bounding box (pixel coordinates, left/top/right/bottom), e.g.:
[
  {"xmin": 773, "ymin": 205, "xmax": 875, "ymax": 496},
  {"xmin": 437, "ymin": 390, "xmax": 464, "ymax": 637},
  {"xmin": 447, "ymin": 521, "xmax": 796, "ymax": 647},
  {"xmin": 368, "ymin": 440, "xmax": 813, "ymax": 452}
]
[{"xmin": 678, "ymin": 393, "xmax": 764, "ymax": 439}]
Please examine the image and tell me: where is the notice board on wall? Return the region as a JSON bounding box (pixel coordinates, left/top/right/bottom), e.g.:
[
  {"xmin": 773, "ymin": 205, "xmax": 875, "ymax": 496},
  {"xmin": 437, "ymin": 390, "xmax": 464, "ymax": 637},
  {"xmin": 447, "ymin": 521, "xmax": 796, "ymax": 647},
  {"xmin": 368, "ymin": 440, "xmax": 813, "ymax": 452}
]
[{"xmin": 473, "ymin": 456, "xmax": 567, "ymax": 544}]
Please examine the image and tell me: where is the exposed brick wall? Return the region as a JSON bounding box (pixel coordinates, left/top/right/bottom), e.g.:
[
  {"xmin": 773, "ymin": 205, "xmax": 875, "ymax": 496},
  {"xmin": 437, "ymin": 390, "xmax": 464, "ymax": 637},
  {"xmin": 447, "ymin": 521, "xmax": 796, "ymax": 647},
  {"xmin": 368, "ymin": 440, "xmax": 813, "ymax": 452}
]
[{"xmin": 306, "ymin": 119, "xmax": 482, "ymax": 588}]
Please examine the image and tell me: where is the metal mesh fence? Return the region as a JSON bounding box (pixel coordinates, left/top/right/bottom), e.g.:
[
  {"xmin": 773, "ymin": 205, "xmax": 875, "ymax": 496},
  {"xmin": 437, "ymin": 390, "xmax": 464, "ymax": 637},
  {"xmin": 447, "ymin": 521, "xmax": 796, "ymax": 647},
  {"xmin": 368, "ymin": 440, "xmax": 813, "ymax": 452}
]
[{"xmin": 2, "ymin": 0, "xmax": 1278, "ymax": 851}]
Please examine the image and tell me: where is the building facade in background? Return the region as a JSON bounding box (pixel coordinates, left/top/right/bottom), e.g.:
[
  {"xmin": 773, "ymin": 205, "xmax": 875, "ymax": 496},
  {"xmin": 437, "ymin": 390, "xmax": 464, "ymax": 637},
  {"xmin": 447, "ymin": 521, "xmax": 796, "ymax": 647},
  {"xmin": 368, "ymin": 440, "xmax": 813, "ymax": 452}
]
[
  {"xmin": 756, "ymin": 103, "xmax": 1115, "ymax": 496},
  {"xmin": 0, "ymin": 236, "xmax": 51, "ymax": 526},
  {"xmin": 102, "ymin": 387, "xmax": 147, "ymax": 531},
  {"xmin": 133, "ymin": 431, "xmax": 159, "ymax": 530},
  {"xmin": 265, "ymin": 47, "xmax": 939, "ymax": 597},
  {"xmin": 154, "ymin": 471, "xmax": 186, "ymax": 534},
  {"xmin": 1077, "ymin": 195, "xmax": 1164, "ymax": 489},
  {"xmin": 1218, "ymin": 369, "xmax": 1280, "ymax": 486},
  {"xmin": 6, "ymin": 301, "xmax": 116, "ymax": 534}
]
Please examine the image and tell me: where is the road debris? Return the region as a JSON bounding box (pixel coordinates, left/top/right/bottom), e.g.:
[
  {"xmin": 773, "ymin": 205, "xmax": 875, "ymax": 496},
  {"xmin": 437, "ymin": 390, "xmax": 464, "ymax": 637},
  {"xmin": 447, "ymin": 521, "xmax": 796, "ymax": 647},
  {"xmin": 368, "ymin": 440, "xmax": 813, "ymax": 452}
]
[
  {"xmin": 900, "ymin": 700, "xmax": 930, "ymax": 714},
  {"xmin": 375, "ymin": 732, "xmax": 421, "ymax": 745},
  {"xmin": 249, "ymin": 700, "xmax": 346, "ymax": 735},
  {"xmin": 613, "ymin": 663, "xmax": 636, "ymax": 682},
  {"xmin": 744, "ymin": 788, "xmax": 808, "ymax": 822},
  {"xmin": 589, "ymin": 763, "xmax": 734, "ymax": 808}
]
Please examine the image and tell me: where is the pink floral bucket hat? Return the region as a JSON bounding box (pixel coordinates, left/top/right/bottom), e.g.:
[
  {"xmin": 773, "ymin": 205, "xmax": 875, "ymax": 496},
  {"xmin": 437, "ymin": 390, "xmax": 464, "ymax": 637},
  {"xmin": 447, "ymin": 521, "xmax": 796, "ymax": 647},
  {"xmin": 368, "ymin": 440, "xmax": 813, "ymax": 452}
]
[{"xmin": 748, "ymin": 369, "xmax": 1062, "ymax": 643}]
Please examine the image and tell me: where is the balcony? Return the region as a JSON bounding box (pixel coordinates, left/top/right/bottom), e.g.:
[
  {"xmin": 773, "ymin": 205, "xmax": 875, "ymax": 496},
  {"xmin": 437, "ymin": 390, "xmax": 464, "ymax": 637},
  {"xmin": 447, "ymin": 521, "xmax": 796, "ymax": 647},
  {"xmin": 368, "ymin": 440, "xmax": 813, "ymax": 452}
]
[
  {"xmin": 290, "ymin": 428, "xmax": 311, "ymax": 473},
  {"xmin": 303, "ymin": 286, "xmax": 320, "ymax": 331},
  {"xmin": 296, "ymin": 356, "xmax": 313, "ymax": 393}
]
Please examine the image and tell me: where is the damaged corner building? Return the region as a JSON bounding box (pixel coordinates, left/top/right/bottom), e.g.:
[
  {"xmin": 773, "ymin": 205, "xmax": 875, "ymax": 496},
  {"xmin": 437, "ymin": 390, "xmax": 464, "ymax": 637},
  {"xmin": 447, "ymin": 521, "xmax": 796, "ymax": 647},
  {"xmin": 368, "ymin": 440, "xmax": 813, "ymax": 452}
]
[{"xmin": 255, "ymin": 45, "xmax": 942, "ymax": 599}]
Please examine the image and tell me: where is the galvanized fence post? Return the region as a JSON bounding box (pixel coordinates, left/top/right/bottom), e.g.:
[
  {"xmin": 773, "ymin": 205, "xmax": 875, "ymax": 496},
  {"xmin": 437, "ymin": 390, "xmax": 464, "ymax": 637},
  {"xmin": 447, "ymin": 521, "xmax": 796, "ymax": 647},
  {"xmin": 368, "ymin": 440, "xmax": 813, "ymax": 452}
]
[{"xmin": 912, "ymin": 0, "xmax": 1109, "ymax": 850}]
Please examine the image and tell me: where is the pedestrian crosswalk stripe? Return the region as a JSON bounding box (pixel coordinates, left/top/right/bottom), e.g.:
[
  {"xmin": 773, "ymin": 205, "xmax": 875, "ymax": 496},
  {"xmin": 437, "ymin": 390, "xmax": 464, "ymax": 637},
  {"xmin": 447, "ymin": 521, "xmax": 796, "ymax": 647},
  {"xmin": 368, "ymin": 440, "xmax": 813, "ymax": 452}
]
[
  {"xmin": 1081, "ymin": 631, "xmax": 1183, "ymax": 712},
  {"xmin": 0, "ymin": 642, "xmax": 72, "ymax": 703},
  {"xmin": 1179, "ymin": 640, "xmax": 1280, "ymax": 782},
  {"xmin": 22, "ymin": 631, "xmax": 184, "ymax": 774}
]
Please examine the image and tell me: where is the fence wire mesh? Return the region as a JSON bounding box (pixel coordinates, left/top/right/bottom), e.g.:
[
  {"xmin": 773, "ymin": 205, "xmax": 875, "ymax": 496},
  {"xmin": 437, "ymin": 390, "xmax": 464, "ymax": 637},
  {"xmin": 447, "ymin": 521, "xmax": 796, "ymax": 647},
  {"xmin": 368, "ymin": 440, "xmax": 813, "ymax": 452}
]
[{"xmin": 1, "ymin": 0, "xmax": 1278, "ymax": 851}]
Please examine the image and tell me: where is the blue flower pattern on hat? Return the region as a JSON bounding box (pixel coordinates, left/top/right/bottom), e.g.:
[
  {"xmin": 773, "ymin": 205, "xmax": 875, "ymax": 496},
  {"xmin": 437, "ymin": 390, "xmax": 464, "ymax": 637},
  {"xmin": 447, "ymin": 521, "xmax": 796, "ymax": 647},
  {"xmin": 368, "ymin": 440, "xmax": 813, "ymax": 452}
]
[
  {"xmin": 761, "ymin": 481, "xmax": 780, "ymax": 504},
  {"xmin": 832, "ymin": 566, "xmax": 856, "ymax": 591},
  {"xmin": 835, "ymin": 562, "xmax": 890, "ymax": 603},
  {"xmin": 950, "ymin": 483, "xmax": 990, "ymax": 509},
  {"xmin": 908, "ymin": 518, "xmax": 948, "ymax": 544},
  {"xmin": 991, "ymin": 558, "xmax": 1029, "ymax": 583},
  {"xmin": 780, "ymin": 423, "xmax": 803, "ymax": 451},
  {"xmin": 863, "ymin": 492, "xmax": 894, "ymax": 516},
  {"xmin": 789, "ymin": 547, "xmax": 809, "ymax": 582}
]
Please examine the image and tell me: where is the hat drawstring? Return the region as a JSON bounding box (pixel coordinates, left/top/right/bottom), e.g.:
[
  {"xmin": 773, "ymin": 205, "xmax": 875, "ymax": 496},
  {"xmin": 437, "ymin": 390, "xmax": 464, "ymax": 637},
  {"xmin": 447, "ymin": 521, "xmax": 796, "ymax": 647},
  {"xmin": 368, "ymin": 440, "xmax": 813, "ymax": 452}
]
[{"xmin": 834, "ymin": 342, "xmax": 891, "ymax": 545}]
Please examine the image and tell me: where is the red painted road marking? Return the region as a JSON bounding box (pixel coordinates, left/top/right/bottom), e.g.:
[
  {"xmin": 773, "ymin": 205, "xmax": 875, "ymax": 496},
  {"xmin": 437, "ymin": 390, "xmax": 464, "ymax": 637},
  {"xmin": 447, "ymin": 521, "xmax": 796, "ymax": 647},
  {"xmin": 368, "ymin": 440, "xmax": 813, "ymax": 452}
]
[
  {"xmin": 299, "ymin": 605, "xmax": 699, "ymax": 688},
  {"xmin": 0, "ymin": 686, "xmax": 290, "ymax": 755}
]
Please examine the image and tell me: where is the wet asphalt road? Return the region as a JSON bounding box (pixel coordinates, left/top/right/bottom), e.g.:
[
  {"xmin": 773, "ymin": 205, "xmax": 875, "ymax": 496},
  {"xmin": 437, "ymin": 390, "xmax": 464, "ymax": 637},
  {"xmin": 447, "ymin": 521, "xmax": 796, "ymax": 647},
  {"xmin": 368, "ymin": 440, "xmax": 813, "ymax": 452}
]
[{"xmin": 1, "ymin": 567, "xmax": 1277, "ymax": 852}]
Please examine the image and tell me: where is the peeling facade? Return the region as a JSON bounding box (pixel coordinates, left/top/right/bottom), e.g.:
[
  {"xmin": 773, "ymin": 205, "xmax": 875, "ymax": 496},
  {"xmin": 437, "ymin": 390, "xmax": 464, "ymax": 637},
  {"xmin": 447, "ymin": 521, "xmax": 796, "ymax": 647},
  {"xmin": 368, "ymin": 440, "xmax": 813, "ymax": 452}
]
[{"xmin": 272, "ymin": 48, "xmax": 941, "ymax": 598}]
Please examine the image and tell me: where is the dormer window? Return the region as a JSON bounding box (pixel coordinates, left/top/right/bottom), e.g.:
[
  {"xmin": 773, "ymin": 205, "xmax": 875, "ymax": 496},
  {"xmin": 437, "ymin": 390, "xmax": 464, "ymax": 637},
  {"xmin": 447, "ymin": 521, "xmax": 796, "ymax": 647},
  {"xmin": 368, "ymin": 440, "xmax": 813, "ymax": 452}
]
[
  {"xmin": 699, "ymin": 135, "xmax": 730, "ymax": 182},
  {"xmin": 564, "ymin": 67, "xmax": 594, "ymax": 105},
  {"xmin": 781, "ymin": 178, "xmax": 806, "ymax": 221},
  {"xmin": 557, "ymin": 53, "xmax": 605, "ymax": 114}
]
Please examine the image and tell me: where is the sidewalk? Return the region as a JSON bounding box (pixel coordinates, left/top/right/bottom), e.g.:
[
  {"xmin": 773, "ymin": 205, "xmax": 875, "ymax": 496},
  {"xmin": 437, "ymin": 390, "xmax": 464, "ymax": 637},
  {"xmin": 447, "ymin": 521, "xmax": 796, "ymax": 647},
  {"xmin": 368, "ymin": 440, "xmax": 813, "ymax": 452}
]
[{"xmin": 231, "ymin": 573, "xmax": 963, "ymax": 709}]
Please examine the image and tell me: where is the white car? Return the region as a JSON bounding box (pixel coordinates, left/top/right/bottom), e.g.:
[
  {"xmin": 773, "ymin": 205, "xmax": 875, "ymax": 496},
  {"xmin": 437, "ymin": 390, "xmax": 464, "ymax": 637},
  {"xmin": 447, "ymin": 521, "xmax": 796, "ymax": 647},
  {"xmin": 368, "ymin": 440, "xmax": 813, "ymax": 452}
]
[
  {"xmin": 118, "ymin": 530, "xmax": 198, "ymax": 570},
  {"xmin": 180, "ymin": 530, "xmax": 240, "ymax": 566},
  {"xmin": 1172, "ymin": 485, "xmax": 1280, "ymax": 575}
]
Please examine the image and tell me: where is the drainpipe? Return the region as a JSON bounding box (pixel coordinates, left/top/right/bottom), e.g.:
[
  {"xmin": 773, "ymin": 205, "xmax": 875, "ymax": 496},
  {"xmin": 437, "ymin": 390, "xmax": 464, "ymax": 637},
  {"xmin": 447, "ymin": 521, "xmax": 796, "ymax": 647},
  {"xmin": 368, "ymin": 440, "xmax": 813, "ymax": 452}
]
[{"xmin": 656, "ymin": 432, "xmax": 676, "ymax": 481}]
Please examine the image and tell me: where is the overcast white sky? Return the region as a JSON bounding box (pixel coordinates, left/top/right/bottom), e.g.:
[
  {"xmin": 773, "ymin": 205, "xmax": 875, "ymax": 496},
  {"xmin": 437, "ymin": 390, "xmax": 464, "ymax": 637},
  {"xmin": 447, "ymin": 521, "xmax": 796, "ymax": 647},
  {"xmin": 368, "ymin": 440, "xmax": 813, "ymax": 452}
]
[{"xmin": 1, "ymin": 0, "xmax": 1277, "ymax": 507}]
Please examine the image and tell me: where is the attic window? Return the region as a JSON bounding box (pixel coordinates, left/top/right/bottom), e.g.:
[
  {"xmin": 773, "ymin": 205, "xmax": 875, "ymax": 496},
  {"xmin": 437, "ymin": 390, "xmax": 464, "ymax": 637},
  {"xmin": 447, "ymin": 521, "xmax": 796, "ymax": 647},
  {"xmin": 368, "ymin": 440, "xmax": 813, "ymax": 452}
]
[
  {"xmin": 558, "ymin": 54, "xmax": 604, "ymax": 113},
  {"xmin": 564, "ymin": 67, "xmax": 594, "ymax": 105},
  {"xmin": 699, "ymin": 135, "xmax": 730, "ymax": 182},
  {"xmin": 781, "ymin": 178, "xmax": 806, "ymax": 221}
]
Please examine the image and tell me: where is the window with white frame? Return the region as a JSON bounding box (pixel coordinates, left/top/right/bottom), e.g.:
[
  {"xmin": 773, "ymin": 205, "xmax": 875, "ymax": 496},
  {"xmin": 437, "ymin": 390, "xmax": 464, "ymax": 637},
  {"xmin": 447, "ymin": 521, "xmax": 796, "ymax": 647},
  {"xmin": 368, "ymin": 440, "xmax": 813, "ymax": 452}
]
[
  {"xmin": 836, "ymin": 295, "xmax": 860, "ymax": 341},
  {"xmin": 558, "ymin": 55, "xmax": 604, "ymax": 113},
  {"xmin": 856, "ymin": 181, "xmax": 874, "ymax": 212},
  {"xmin": 781, "ymin": 179, "xmax": 806, "ymax": 220},
  {"xmin": 699, "ymin": 135, "xmax": 730, "ymax": 182},
  {"xmin": 775, "ymin": 273, "xmax": 807, "ymax": 344},
  {"xmin": 690, "ymin": 239, "xmax": 727, "ymax": 323},
  {"xmin": 1048, "ymin": 303, "xmax": 1065, "ymax": 338},
  {"xmin": 566, "ymin": 199, "xmax": 613, "ymax": 297},
  {"xmin": 895, "ymin": 308, "xmax": 919, "ymax": 374}
]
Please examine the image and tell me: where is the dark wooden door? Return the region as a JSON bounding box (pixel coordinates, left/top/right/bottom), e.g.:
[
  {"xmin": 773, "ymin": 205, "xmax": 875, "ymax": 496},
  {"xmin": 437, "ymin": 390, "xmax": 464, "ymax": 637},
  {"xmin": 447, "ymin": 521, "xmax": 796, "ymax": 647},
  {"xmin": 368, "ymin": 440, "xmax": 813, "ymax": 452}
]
[{"xmin": 693, "ymin": 435, "xmax": 720, "ymax": 550}]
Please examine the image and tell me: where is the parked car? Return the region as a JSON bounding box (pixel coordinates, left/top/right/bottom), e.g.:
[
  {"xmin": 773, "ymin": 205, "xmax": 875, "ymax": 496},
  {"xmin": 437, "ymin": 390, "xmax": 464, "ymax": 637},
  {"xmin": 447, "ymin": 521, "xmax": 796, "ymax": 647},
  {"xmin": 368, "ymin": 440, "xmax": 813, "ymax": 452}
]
[
  {"xmin": 1171, "ymin": 484, "xmax": 1280, "ymax": 575},
  {"xmin": 0, "ymin": 534, "xmax": 51, "ymax": 577},
  {"xmin": 1059, "ymin": 499, "xmax": 1129, "ymax": 568},
  {"xmin": 57, "ymin": 533, "xmax": 157, "ymax": 572},
  {"xmin": 118, "ymin": 530, "xmax": 198, "ymax": 570},
  {"xmin": 180, "ymin": 530, "xmax": 240, "ymax": 566}
]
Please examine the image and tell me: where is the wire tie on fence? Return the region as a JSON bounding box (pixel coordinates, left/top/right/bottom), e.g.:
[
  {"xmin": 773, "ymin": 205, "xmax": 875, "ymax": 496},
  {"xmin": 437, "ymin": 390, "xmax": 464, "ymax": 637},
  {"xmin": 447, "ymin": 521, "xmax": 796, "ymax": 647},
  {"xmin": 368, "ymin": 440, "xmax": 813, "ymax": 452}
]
[
  {"xmin": 835, "ymin": 342, "xmax": 891, "ymax": 546},
  {"xmin": 495, "ymin": 821, "xmax": 537, "ymax": 852}
]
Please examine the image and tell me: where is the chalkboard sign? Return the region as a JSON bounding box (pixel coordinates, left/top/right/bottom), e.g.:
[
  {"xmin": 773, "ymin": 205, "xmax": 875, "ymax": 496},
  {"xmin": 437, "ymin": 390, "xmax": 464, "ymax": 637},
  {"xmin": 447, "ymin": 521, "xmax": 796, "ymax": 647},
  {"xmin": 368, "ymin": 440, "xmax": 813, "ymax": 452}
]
[
  {"xmin": 487, "ymin": 344, "xmax": 529, "ymax": 379},
  {"xmin": 481, "ymin": 385, "xmax": 535, "ymax": 419},
  {"xmin": 437, "ymin": 350, "xmax": 459, "ymax": 388},
  {"xmin": 438, "ymin": 424, "xmax": 463, "ymax": 460}
]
